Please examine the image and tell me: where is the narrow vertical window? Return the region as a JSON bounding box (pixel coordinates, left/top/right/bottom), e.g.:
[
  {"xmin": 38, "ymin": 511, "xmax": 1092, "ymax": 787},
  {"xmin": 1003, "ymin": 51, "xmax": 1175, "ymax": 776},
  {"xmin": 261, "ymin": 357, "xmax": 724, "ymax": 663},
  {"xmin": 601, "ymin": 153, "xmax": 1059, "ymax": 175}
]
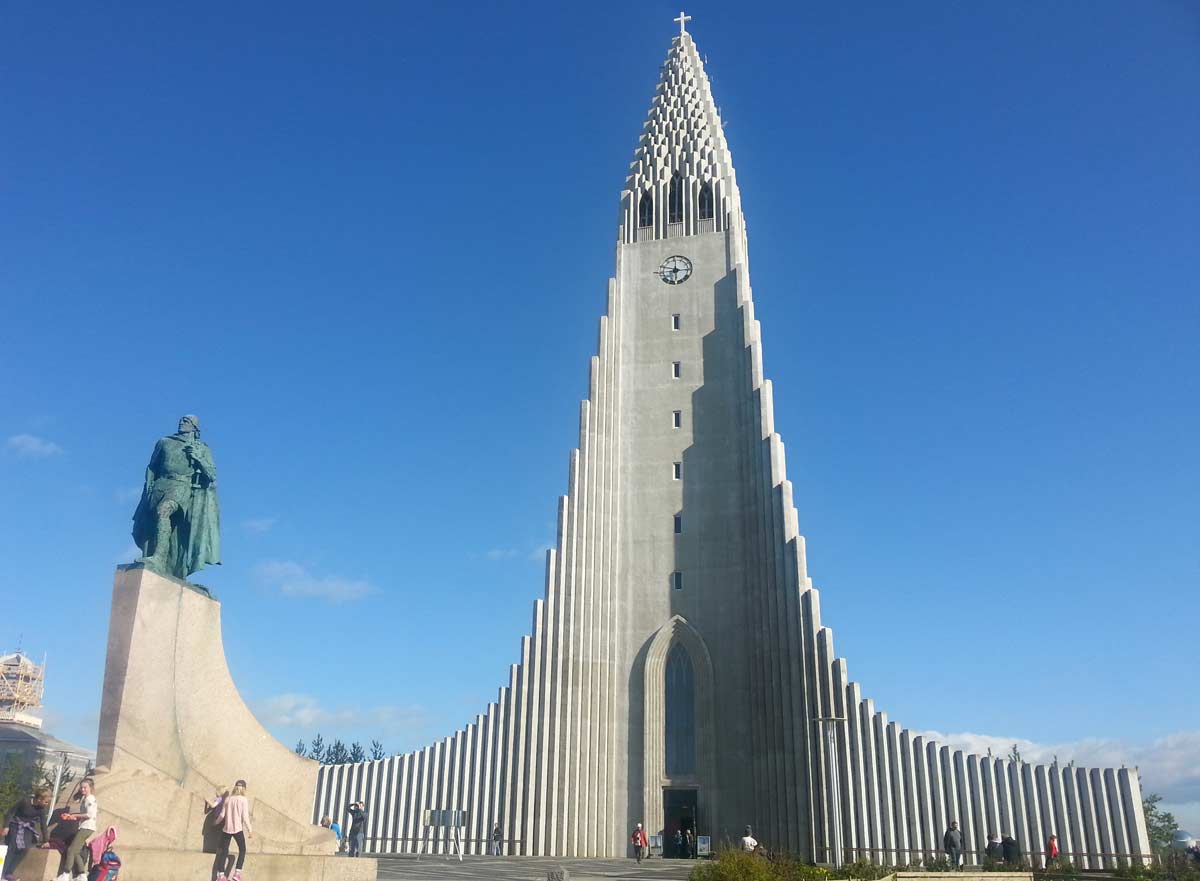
[
  {"xmin": 665, "ymin": 643, "xmax": 696, "ymax": 775},
  {"xmin": 672, "ymin": 313, "xmax": 681, "ymax": 331},
  {"xmin": 638, "ymin": 190, "xmax": 654, "ymax": 228},
  {"xmin": 698, "ymin": 182, "xmax": 714, "ymax": 220},
  {"xmin": 668, "ymin": 173, "xmax": 683, "ymax": 224},
  {"xmin": 672, "ymin": 410, "xmax": 682, "ymax": 428},
  {"xmin": 671, "ymin": 571, "xmax": 683, "ymax": 591},
  {"xmin": 672, "ymin": 361, "xmax": 682, "ymax": 379},
  {"xmin": 674, "ymin": 514, "xmax": 682, "ymax": 534},
  {"xmin": 673, "ymin": 462, "xmax": 682, "ymax": 480}
]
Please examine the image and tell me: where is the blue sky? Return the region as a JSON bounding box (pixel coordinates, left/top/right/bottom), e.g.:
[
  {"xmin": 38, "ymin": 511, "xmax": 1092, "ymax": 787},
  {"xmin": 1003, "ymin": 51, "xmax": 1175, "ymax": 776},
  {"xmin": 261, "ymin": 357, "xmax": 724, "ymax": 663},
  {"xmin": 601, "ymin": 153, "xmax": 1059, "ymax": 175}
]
[{"xmin": 2, "ymin": 0, "xmax": 1197, "ymax": 828}]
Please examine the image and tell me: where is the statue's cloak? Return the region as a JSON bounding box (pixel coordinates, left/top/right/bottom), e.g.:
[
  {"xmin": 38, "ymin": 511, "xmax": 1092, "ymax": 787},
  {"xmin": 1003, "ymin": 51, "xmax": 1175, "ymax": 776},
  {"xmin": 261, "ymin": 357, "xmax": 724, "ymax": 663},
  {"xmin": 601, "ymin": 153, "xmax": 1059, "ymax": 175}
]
[{"xmin": 132, "ymin": 434, "xmax": 221, "ymax": 579}]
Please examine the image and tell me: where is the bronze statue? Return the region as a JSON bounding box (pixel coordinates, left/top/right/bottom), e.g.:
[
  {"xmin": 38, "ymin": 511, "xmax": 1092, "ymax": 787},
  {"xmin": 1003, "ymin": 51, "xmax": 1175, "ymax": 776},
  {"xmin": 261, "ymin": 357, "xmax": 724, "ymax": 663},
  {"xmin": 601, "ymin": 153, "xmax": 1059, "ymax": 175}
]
[{"xmin": 132, "ymin": 415, "xmax": 221, "ymax": 579}]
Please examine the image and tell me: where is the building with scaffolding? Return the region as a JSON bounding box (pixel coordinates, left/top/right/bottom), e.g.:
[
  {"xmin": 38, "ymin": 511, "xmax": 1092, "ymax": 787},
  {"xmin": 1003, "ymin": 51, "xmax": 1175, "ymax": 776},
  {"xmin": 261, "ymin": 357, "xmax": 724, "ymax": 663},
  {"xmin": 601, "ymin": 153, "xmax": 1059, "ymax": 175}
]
[{"xmin": 0, "ymin": 650, "xmax": 94, "ymax": 784}]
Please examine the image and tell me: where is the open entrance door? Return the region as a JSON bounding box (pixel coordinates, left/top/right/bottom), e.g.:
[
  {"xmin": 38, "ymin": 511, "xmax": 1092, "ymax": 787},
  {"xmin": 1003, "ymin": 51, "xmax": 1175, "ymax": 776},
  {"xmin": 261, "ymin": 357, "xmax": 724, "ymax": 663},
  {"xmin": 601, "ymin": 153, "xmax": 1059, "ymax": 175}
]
[{"xmin": 663, "ymin": 788, "xmax": 698, "ymax": 858}]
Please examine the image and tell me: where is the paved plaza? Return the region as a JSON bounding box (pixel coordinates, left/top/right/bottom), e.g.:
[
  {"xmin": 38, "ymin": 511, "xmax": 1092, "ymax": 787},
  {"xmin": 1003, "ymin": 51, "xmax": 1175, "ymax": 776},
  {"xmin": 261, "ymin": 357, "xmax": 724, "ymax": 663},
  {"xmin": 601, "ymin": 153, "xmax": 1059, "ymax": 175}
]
[{"xmin": 374, "ymin": 855, "xmax": 696, "ymax": 881}]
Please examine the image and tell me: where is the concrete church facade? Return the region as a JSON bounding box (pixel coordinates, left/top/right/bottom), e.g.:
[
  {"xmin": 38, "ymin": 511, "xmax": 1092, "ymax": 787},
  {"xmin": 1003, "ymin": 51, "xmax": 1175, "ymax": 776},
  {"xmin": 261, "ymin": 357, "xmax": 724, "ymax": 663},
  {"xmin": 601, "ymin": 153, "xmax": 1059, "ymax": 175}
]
[{"xmin": 315, "ymin": 24, "xmax": 1151, "ymax": 865}]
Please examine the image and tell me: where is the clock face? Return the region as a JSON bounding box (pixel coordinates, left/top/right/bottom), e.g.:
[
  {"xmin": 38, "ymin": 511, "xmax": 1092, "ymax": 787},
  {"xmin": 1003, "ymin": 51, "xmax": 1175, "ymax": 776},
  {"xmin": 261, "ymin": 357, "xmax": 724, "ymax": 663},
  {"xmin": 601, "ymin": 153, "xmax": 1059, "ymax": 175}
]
[{"xmin": 657, "ymin": 255, "xmax": 693, "ymax": 285}]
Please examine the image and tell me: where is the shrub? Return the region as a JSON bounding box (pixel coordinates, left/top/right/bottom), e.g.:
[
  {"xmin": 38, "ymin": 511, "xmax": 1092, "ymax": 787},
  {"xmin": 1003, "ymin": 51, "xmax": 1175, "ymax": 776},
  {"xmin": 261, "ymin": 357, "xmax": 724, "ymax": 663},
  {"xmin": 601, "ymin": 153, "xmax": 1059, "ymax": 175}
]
[{"xmin": 690, "ymin": 851, "xmax": 777, "ymax": 881}]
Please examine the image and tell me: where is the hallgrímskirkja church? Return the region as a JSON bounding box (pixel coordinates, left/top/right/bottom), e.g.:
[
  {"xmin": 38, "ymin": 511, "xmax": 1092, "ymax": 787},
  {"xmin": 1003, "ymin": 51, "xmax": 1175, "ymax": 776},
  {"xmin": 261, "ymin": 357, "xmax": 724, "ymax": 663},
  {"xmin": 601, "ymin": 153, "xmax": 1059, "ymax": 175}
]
[{"xmin": 315, "ymin": 18, "xmax": 1150, "ymax": 865}]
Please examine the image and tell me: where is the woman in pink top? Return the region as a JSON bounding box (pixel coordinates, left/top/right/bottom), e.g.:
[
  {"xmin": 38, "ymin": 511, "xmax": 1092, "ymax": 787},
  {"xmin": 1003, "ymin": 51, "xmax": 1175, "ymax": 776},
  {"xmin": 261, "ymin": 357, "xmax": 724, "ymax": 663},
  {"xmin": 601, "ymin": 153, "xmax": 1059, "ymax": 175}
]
[{"xmin": 216, "ymin": 779, "xmax": 252, "ymax": 881}]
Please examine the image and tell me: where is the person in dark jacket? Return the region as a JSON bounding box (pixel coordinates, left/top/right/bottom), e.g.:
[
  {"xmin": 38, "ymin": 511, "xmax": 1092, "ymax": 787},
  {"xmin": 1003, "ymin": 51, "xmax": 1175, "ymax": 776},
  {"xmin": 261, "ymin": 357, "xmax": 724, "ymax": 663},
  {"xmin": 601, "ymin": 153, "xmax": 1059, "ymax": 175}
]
[
  {"xmin": 3, "ymin": 787, "xmax": 50, "ymax": 878},
  {"xmin": 944, "ymin": 820, "xmax": 964, "ymax": 869},
  {"xmin": 1002, "ymin": 835, "xmax": 1021, "ymax": 865},
  {"xmin": 346, "ymin": 801, "xmax": 368, "ymax": 857},
  {"xmin": 985, "ymin": 833, "xmax": 1003, "ymax": 862}
]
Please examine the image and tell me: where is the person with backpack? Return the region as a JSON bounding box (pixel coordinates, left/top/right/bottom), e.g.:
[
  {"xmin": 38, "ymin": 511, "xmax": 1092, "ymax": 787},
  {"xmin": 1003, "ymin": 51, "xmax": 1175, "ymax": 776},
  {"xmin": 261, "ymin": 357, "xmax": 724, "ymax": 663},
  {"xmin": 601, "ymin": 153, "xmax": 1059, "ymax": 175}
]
[
  {"xmin": 54, "ymin": 776, "xmax": 98, "ymax": 881},
  {"xmin": 491, "ymin": 822, "xmax": 503, "ymax": 856},
  {"xmin": 215, "ymin": 779, "xmax": 252, "ymax": 881},
  {"xmin": 631, "ymin": 823, "xmax": 648, "ymax": 863}
]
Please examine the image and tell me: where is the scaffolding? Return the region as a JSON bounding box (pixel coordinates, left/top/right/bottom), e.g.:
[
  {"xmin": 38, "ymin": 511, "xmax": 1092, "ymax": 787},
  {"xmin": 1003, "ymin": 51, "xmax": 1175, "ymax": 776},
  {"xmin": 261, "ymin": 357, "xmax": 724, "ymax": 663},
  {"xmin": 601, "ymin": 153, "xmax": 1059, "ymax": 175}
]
[{"xmin": 0, "ymin": 650, "xmax": 46, "ymax": 727}]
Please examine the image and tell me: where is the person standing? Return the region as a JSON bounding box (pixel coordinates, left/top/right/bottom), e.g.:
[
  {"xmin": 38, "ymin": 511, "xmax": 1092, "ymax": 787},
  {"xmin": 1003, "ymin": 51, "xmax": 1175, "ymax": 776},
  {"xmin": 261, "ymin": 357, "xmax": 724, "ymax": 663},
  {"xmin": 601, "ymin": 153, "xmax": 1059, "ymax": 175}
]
[
  {"xmin": 943, "ymin": 820, "xmax": 963, "ymax": 870},
  {"xmin": 986, "ymin": 833, "xmax": 1003, "ymax": 862},
  {"xmin": 54, "ymin": 776, "xmax": 98, "ymax": 881},
  {"xmin": 1002, "ymin": 834, "xmax": 1020, "ymax": 865},
  {"xmin": 740, "ymin": 825, "xmax": 759, "ymax": 853},
  {"xmin": 1045, "ymin": 833, "xmax": 1059, "ymax": 868},
  {"xmin": 631, "ymin": 823, "xmax": 648, "ymax": 863},
  {"xmin": 345, "ymin": 802, "xmax": 367, "ymax": 857},
  {"xmin": 491, "ymin": 822, "xmax": 503, "ymax": 857},
  {"xmin": 215, "ymin": 779, "xmax": 252, "ymax": 881},
  {"xmin": 4, "ymin": 786, "xmax": 49, "ymax": 878}
]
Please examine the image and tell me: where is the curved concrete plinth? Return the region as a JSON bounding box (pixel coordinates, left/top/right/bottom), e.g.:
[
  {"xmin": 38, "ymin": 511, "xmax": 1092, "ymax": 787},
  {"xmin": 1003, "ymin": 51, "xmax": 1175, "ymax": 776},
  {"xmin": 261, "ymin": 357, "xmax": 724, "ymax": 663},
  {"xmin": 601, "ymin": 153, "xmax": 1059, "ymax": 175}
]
[{"xmin": 95, "ymin": 565, "xmax": 336, "ymax": 857}]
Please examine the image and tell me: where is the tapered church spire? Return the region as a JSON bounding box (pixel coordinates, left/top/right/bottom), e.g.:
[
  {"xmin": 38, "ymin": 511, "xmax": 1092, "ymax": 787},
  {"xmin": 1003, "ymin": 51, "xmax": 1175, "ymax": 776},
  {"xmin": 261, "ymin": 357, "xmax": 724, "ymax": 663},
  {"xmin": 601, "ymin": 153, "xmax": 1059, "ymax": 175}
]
[{"xmin": 619, "ymin": 24, "xmax": 744, "ymax": 247}]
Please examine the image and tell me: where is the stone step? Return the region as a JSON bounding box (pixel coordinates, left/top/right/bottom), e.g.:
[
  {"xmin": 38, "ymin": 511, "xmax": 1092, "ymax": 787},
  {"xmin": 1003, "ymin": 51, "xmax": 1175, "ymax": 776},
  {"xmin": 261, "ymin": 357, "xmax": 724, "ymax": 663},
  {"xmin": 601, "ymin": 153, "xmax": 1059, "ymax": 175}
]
[{"xmin": 6, "ymin": 847, "xmax": 376, "ymax": 881}]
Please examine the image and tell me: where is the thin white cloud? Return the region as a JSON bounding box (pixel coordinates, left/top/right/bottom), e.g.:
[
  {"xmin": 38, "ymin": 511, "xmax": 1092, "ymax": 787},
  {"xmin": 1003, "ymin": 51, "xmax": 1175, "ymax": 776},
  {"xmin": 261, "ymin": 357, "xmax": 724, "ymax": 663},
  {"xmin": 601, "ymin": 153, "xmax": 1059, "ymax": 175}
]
[
  {"xmin": 114, "ymin": 486, "xmax": 141, "ymax": 504},
  {"xmin": 485, "ymin": 548, "xmax": 519, "ymax": 560},
  {"xmin": 251, "ymin": 692, "xmax": 429, "ymax": 742},
  {"xmin": 242, "ymin": 517, "xmax": 277, "ymax": 534},
  {"xmin": 254, "ymin": 560, "xmax": 374, "ymax": 602},
  {"xmin": 115, "ymin": 542, "xmax": 141, "ymax": 564},
  {"xmin": 6, "ymin": 434, "xmax": 63, "ymax": 458},
  {"xmin": 528, "ymin": 544, "xmax": 552, "ymax": 562}
]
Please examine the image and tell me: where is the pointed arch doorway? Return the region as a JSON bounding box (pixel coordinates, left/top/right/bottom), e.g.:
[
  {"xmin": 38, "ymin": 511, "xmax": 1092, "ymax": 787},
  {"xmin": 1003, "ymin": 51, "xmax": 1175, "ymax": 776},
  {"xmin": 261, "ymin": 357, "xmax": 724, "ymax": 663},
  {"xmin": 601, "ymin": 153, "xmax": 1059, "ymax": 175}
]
[{"xmin": 642, "ymin": 615, "xmax": 717, "ymax": 854}]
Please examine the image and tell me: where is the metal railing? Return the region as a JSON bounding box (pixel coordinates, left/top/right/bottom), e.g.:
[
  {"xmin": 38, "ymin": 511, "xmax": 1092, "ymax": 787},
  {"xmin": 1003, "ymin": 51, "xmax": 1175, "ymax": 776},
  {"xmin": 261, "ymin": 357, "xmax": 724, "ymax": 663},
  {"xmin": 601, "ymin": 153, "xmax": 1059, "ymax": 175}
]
[
  {"xmin": 813, "ymin": 844, "xmax": 1156, "ymax": 869},
  {"xmin": 355, "ymin": 836, "xmax": 523, "ymax": 856}
]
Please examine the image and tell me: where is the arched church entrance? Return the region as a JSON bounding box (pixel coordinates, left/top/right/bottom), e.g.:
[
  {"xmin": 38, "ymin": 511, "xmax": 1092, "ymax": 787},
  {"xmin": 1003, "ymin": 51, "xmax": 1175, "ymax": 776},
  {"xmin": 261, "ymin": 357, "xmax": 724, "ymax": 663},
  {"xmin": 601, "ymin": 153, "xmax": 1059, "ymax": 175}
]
[{"xmin": 642, "ymin": 616, "xmax": 717, "ymax": 857}]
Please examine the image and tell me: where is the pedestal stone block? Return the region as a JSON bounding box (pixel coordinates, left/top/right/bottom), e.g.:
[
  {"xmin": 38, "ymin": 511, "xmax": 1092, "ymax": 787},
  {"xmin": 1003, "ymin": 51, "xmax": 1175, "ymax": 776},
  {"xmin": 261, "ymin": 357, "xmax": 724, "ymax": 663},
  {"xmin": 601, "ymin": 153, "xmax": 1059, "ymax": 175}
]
[
  {"xmin": 93, "ymin": 564, "xmax": 340, "ymax": 858},
  {"xmin": 5, "ymin": 847, "xmax": 374, "ymax": 881}
]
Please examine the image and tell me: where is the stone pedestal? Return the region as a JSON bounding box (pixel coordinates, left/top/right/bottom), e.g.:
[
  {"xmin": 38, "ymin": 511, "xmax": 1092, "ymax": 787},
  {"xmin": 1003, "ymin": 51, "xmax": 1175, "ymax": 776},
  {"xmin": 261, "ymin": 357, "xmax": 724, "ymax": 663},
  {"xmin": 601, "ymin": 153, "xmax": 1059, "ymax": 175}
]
[
  {"xmin": 82, "ymin": 564, "xmax": 375, "ymax": 879},
  {"xmin": 6, "ymin": 847, "xmax": 375, "ymax": 881}
]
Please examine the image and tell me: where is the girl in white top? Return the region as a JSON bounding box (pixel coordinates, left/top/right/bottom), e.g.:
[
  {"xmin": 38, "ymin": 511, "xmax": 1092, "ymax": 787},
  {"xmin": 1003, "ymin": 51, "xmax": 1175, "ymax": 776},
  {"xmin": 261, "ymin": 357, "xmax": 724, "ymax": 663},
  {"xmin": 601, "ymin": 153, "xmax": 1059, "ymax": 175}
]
[{"xmin": 54, "ymin": 776, "xmax": 98, "ymax": 881}]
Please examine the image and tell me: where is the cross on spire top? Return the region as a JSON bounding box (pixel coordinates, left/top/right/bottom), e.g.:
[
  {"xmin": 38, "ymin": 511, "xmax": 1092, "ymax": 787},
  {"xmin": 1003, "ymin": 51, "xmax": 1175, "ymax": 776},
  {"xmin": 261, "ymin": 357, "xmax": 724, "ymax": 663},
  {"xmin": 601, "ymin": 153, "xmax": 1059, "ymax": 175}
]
[{"xmin": 674, "ymin": 10, "xmax": 692, "ymax": 35}]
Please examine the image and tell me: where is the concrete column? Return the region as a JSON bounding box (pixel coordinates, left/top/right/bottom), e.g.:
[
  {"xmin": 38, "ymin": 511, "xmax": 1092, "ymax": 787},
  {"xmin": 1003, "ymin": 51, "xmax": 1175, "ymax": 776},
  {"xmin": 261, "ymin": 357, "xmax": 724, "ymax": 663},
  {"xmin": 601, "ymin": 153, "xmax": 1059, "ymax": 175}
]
[
  {"xmin": 845, "ymin": 685, "xmax": 870, "ymax": 860},
  {"xmin": 873, "ymin": 713, "xmax": 895, "ymax": 864},
  {"xmin": 859, "ymin": 700, "xmax": 883, "ymax": 862},
  {"xmin": 885, "ymin": 722, "xmax": 910, "ymax": 862}
]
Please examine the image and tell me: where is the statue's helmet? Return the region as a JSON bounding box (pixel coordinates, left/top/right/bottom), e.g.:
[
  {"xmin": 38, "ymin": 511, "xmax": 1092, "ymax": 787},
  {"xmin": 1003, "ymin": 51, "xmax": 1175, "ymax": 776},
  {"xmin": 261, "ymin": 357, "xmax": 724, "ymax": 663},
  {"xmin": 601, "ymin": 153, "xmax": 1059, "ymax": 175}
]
[{"xmin": 178, "ymin": 414, "xmax": 200, "ymax": 433}]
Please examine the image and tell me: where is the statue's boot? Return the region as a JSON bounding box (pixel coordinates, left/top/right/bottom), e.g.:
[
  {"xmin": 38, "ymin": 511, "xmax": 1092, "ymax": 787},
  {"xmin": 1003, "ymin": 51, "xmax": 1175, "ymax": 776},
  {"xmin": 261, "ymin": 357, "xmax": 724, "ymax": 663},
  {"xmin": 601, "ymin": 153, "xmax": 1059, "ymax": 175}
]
[{"xmin": 139, "ymin": 512, "xmax": 175, "ymax": 572}]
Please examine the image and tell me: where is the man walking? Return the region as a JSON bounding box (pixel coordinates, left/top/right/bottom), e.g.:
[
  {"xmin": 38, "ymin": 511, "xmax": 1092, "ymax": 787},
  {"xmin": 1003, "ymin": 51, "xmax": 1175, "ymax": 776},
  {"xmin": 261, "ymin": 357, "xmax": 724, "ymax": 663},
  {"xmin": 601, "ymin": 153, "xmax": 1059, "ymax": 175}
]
[
  {"xmin": 944, "ymin": 820, "xmax": 964, "ymax": 870},
  {"xmin": 631, "ymin": 823, "xmax": 648, "ymax": 862}
]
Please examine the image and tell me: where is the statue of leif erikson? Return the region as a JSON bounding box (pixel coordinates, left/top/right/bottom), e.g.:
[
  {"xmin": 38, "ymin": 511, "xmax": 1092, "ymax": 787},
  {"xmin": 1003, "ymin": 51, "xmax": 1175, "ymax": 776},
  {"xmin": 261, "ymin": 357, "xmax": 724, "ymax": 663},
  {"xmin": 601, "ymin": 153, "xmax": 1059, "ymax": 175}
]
[{"xmin": 132, "ymin": 414, "xmax": 221, "ymax": 580}]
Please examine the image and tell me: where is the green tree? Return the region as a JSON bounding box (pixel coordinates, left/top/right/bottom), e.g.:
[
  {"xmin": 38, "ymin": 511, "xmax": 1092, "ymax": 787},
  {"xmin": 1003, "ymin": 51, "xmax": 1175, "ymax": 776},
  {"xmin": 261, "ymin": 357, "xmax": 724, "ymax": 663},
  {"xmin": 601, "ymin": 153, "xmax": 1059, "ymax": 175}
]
[
  {"xmin": 1143, "ymin": 792, "xmax": 1179, "ymax": 853},
  {"xmin": 294, "ymin": 740, "xmax": 307, "ymax": 757},
  {"xmin": 0, "ymin": 752, "xmax": 26, "ymax": 819},
  {"xmin": 308, "ymin": 734, "xmax": 326, "ymax": 763},
  {"xmin": 348, "ymin": 742, "xmax": 366, "ymax": 764},
  {"xmin": 370, "ymin": 740, "xmax": 386, "ymax": 761},
  {"xmin": 1008, "ymin": 744, "xmax": 1024, "ymax": 764},
  {"xmin": 326, "ymin": 739, "xmax": 350, "ymax": 765}
]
